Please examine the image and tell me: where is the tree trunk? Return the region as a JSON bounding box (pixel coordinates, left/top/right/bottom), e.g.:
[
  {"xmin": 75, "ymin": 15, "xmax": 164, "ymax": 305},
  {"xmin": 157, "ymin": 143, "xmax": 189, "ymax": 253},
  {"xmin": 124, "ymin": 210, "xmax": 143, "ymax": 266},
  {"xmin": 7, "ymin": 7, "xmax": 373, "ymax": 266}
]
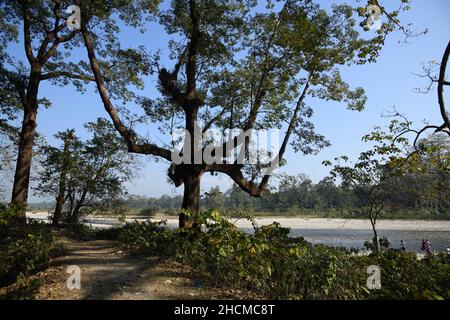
[
  {"xmin": 71, "ymin": 190, "xmax": 88, "ymax": 223},
  {"xmin": 53, "ymin": 186, "xmax": 65, "ymax": 225},
  {"xmin": 71, "ymin": 202, "xmax": 83, "ymax": 223},
  {"xmin": 180, "ymin": 169, "xmax": 202, "ymax": 228},
  {"xmin": 53, "ymin": 137, "xmax": 71, "ymax": 225},
  {"xmin": 370, "ymin": 218, "xmax": 379, "ymax": 253},
  {"xmin": 10, "ymin": 69, "xmax": 41, "ymax": 220}
]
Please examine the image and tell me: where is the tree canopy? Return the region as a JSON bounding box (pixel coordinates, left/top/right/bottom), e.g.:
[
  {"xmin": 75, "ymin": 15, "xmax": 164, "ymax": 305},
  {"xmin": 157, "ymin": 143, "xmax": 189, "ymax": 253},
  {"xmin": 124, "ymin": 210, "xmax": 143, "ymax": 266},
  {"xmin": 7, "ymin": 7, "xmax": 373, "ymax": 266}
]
[
  {"xmin": 79, "ymin": 0, "xmax": 414, "ymax": 227},
  {"xmin": 35, "ymin": 118, "xmax": 139, "ymax": 223}
]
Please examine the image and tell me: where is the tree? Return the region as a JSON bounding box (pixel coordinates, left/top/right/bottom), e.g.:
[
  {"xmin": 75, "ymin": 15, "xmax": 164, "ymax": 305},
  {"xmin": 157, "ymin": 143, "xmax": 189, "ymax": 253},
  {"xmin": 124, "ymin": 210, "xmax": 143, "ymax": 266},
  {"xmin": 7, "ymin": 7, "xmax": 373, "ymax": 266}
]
[
  {"xmin": 277, "ymin": 174, "xmax": 319, "ymax": 210},
  {"xmin": 325, "ymin": 135, "xmax": 402, "ymax": 252},
  {"xmin": 38, "ymin": 129, "xmax": 80, "ymax": 225},
  {"xmin": 315, "ymin": 177, "xmax": 345, "ymax": 209},
  {"xmin": 1, "ymin": 0, "xmax": 99, "ymax": 218},
  {"xmin": 35, "ymin": 118, "xmax": 139, "ymax": 224},
  {"xmin": 203, "ymin": 186, "xmax": 224, "ymax": 210},
  {"xmin": 0, "ymin": 23, "xmax": 20, "ymax": 196},
  {"xmin": 78, "ymin": 0, "xmax": 413, "ymax": 227},
  {"xmin": 0, "ymin": 114, "xmax": 19, "ymax": 193},
  {"xmin": 392, "ymin": 134, "xmax": 450, "ymax": 214}
]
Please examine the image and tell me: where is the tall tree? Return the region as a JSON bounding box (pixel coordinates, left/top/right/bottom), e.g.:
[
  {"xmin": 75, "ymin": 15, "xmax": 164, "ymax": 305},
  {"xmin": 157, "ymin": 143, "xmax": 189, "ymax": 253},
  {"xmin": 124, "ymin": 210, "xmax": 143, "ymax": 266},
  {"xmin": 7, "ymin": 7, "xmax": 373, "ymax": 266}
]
[
  {"xmin": 325, "ymin": 152, "xmax": 397, "ymax": 252},
  {"xmin": 35, "ymin": 118, "xmax": 139, "ymax": 224},
  {"xmin": 79, "ymin": 0, "xmax": 412, "ymax": 227},
  {"xmin": 1, "ymin": 0, "xmax": 97, "ymax": 218},
  {"xmin": 203, "ymin": 186, "xmax": 224, "ymax": 210},
  {"xmin": 43, "ymin": 129, "xmax": 79, "ymax": 225}
]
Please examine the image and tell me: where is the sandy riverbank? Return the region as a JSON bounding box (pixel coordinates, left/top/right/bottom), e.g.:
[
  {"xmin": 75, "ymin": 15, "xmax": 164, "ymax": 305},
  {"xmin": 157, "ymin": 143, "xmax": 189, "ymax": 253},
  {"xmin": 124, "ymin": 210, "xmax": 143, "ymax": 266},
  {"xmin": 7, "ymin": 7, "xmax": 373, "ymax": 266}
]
[{"xmin": 27, "ymin": 212, "xmax": 450, "ymax": 231}]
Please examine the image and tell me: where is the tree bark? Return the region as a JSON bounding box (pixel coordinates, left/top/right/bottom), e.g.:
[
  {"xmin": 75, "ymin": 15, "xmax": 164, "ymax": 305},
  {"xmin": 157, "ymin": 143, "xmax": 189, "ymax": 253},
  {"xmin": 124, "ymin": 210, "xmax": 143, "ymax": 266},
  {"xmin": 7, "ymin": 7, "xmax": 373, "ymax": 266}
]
[
  {"xmin": 53, "ymin": 136, "xmax": 71, "ymax": 225},
  {"xmin": 71, "ymin": 190, "xmax": 88, "ymax": 223},
  {"xmin": 53, "ymin": 180, "xmax": 66, "ymax": 225},
  {"xmin": 180, "ymin": 168, "xmax": 202, "ymax": 228},
  {"xmin": 10, "ymin": 69, "xmax": 41, "ymax": 219},
  {"xmin": 370, "ymin": 218, "xmax": 379, "ymax": 253}
]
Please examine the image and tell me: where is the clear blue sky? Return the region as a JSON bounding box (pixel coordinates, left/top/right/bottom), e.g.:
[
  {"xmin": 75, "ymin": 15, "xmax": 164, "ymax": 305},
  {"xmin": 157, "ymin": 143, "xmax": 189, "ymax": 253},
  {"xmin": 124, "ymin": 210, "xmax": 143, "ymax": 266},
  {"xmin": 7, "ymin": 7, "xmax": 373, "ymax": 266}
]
[{"xmin": 4, "ymin": 1, "xmax": 450, "ymax": 202}]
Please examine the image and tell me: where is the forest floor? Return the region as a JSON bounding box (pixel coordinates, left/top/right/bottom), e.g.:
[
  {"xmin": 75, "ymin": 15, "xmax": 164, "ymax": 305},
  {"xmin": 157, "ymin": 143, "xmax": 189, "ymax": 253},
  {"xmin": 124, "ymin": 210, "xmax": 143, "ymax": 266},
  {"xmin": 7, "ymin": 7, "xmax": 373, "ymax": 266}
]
[{"xmin": 30, "ymin": 234, "xmax": 260, "ymax": 300}]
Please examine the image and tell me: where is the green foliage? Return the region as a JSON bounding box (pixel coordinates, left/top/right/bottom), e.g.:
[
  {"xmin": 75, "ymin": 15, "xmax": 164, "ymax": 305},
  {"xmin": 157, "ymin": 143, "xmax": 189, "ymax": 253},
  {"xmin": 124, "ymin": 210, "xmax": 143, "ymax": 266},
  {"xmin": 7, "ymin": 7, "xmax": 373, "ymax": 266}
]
[
  {"xmin": 0, "ymin": 205, "xmax": 23, "ymax": 234},
  {"xmin": 119, "ymin": 220, "xmax": 175, "ymax": 256},
  {"xmin": 118, "ymin": 171, "xmax": 450, "ymax": 219},
  {"xmin": 139, "ymin": 207, "xmax": 160, "ymax": 217},
  {"xmin": 0, "ymin": 232, "xmax": 60, "ymax": 286},
  {"xmin": 118, "ymin": 209, "xmax": 450, "ymax": 299},
  {"xmin": 62, "ymin": 222, "xmax": 123, "ymax": 242},
  {"xmin": 35, "ymin": 118, "xmax": 140, "ymax": 223},
  {"xmin": 80, "ymin": 0, "xmax": 417, "ymax": 219},
  {"xmin": 0, "ymin": 207, "xmax": 63, "ymax": 295},
  {"xmin": 352, "ymin": 251, "xmax": 450, "ymax": 300}
]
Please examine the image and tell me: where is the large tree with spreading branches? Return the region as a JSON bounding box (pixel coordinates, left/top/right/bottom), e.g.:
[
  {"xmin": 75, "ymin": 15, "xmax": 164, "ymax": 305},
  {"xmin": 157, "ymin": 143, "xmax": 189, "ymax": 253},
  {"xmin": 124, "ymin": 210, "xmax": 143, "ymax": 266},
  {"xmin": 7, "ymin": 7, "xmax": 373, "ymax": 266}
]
[{"xmin": 77, "ymin": 0, "xmax": 415, "ymax": 228}]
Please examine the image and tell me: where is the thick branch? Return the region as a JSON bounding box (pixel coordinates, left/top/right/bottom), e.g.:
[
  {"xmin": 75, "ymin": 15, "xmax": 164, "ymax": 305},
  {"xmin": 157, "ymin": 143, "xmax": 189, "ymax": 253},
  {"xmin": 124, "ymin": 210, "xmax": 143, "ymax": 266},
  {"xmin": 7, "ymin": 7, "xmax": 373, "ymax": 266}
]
[
  {"xmin": 40, "ymin": 29, "xmax": 81, "ymax": 64},
  {"xmin": 206, "ymin": 163, "xmax": 264, "ymax": 196},
  {"xmin": 81, "ymin": 23, "xmax": 171, "ymax": 161},
  {"xmin": 204, "ymin": 75, "xmax": 312, "ymax": 197},
  {"xmin": 40, "ymin": 71, "xmax": 95, "ymax": 81},
  {"xmin": 244, "ymin": 1, "xmax": 290, "ymax": 131},
  {"xmin": 438, "ymin": 41, "xmax": 450, "ymax": 129},
  {"xmin": 22, "ymin": 1, "xmax": 37, "ymax": 65},
  {"xmin": 185, "ymin": 0, "xmax": 200, "ymax": 102}
]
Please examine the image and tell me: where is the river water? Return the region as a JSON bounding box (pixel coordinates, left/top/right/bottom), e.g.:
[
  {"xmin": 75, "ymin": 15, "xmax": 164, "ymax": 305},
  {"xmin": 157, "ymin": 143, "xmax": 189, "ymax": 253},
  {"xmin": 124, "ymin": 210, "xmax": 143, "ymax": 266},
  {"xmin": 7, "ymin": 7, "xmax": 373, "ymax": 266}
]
[{"xmin": 289, "ymin": 228, "xmax": 450, "ymax": 251}]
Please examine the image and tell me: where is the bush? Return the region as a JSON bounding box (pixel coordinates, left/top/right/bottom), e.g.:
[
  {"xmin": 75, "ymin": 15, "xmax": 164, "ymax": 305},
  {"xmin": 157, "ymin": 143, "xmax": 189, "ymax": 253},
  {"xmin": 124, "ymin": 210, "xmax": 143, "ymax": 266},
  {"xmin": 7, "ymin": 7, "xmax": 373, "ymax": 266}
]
[
  {"xmin": 0, "ymin": 207, "xmax": 64, "ymax": 295},
  {"xmin": 119, "ymin": 220, "xmax": 175, "ymax": 256},
  {"xmin": 0, "ymin": 231, "xmax": 62, "ymax": 287},
  {"xmin": 62, "ymin": 222, "xmax": 123, "ymax": 241},
  {"xmin": 139, "ymin": 207, "xmax": 160, "ymax": 217},
  {"xmin": 118, "ymin": 209, "xmax": 450, "ymax": 300}
]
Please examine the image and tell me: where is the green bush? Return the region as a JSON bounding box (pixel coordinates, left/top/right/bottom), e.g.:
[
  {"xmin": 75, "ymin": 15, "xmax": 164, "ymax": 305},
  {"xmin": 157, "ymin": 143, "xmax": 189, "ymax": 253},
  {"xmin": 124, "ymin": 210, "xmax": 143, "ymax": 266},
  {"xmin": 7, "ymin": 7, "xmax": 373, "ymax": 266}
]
[
  {"xmin": 119, "ymin": 220, "xmax": 176, "ymax": 256},
  {"xmin": 0, "ymin": 206, "xmax": 65, "ymax": 300},
  {"xmin": 62, "ymin": 222, "xmax": 123, "ymax": 241},
  {"xmin": 118, "ymin": 210, "xmax": 450, "ymax": 300},
  {"xmin": 0, "ymin": 206, "xmax": 64, "ymax": 293},
  {"xmin": 139, "ymin": 207, "xmax": 160, "ymax": 217},
  {"xmin": 0, "ymin": 231, "xmax": 62, "ymax": 286}
]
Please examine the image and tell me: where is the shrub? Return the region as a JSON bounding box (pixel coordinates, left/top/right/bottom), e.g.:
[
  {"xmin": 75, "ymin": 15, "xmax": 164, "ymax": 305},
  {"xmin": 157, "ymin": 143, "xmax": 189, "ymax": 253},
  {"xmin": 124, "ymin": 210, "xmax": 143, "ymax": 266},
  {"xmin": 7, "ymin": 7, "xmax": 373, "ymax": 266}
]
[
  {"xmin": 62, "ymin": 222, "xmax": 123, "ymax": 241},
  {"xmin": 139, "ymin": 207, "xmax": 160, "ymax": 217},
  {"xmin": 0, "ymin": 231, "xmax": 62, "ymax": 286},
  {"xmin": 118, "ymin": 210, "xmax": 450, "ymax": 300},
  {"xmin": 119, "ymin": 220, "xmax": 176, "ymax": 256},
  {"xmin": 0, "ymin": 207, "xmax": 64, "ymax": 293}
]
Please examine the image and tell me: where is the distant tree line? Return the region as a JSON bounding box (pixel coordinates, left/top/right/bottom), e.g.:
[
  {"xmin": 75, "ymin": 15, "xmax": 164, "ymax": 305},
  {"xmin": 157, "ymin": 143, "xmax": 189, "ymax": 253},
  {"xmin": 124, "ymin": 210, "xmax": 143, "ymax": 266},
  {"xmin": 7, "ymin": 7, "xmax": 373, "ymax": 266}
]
[{"xmin": 127, "ymin": 136, "xmax": 450, "ymax": 220}]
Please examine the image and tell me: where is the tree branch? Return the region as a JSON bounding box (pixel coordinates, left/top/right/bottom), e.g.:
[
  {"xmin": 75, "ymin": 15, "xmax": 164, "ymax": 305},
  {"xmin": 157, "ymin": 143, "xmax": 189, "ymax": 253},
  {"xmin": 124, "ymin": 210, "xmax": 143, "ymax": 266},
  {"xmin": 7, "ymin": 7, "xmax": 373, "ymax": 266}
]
[
  {"xmin": 40, "ymin": 71, "xmax": 95, "ymax": 81},
  {"xmin": 81, "ymin": 22, "xmax": 171, "ymax": 161},
  {"xmin": 22, "ymin": 1, "xmax": 38, "ymax": 65},
  {"xmin": 438, "ymin": 41, "xmax": 450, "ymax": 129}
]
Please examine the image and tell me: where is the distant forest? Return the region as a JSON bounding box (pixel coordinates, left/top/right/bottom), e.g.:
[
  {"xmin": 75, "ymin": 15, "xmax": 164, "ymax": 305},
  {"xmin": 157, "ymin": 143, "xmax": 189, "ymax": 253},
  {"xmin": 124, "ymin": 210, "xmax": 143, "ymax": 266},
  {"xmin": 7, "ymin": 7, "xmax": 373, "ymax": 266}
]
[
  {"xmin": 29, "ymin": 167, "xmax": 449, "ymax": 220},
  {"xmin": 137, "ymin": 171, "xmax": 449, "ymax": 219}
]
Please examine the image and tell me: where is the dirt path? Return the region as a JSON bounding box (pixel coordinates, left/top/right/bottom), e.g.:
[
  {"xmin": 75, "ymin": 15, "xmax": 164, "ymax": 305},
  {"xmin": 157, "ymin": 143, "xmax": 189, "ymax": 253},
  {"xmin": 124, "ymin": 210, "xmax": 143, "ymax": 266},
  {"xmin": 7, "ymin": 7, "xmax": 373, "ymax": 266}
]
[{"xmin": 33, "ymin": 236, "xmax": 252, "ymax": 300}]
